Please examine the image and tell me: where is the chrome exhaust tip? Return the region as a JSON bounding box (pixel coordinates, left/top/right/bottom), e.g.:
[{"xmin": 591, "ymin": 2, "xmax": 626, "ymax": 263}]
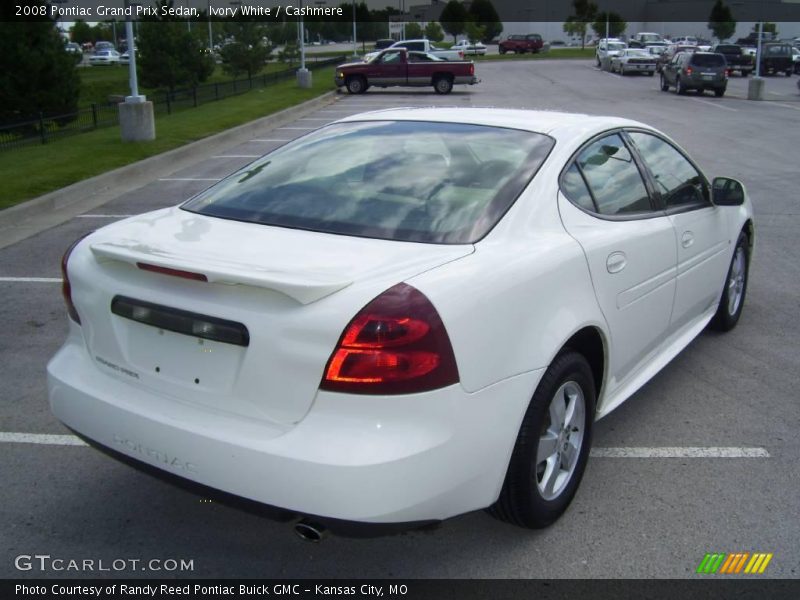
[{"xmin": 294, "ymin": 519, "xmax": 328, "ymax": 542}]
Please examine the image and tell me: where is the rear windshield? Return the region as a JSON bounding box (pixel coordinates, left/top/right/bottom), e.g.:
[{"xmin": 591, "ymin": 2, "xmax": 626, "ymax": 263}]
[
  {"xmin": 715, "ymin": 45, "xmax": 741, "ymax": 54},
  {"xmin": 691, "ymin": 54, "xmax": 725, "ymax": 67},
  {"xmin": 182, "ymin": 121, "xmax": 554, "ymax": 244}
]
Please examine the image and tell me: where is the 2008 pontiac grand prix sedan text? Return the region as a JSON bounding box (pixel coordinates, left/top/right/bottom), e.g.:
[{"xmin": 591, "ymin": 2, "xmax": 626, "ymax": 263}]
[{"xmin": 48, "ymin": 108, "xmax": 754, "ymax": 532}]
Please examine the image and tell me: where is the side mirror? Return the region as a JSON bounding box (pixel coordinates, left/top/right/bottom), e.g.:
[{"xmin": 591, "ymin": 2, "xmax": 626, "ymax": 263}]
[{"xmin": 712, "ymin": 177, "xmax": 745, "ymax": 206}]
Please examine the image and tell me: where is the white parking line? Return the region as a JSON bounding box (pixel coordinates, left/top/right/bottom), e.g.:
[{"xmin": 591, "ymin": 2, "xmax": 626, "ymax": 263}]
[
  {"xmin": 590, "ymin": 447, "xmax": 769, "ymax": 458},
  {"xmin": 772, "ymin": 102, "xmax": 800, "ymax": 112},
  {"xmin": 76, "ymin": 214, "xmax": 133, "ymax": 218},
  {"xmin": 296, "ymin": 118, "xmax": 334, "ymax": 121},
  {"xmin": 0, "ymin": 277, "xmax": 60, "ymax": 283},
  {"xmin": 158, "ymin": 178, "xmax": 221, "ymax": 182},
  {"xmin": 275, "ymin": 126, "xmax": 317, "ymax": 130},
  {"xmin": 687, "ymin": 97, "xmax": 738, "ymax": 112},
  {"xmin": 0, "ymin": 433, "xmax": 87, "ymax": 446},
  {"xmin": 211, "ymin": 155, "xmax": 261, "ymax": 158},
  {"xmin": 0, "ymin": 433, "xmax": 771, "ymax": 459},
  {"xmin": 249, "ymin": 138, "xmax": 291, "ymax": 142}
]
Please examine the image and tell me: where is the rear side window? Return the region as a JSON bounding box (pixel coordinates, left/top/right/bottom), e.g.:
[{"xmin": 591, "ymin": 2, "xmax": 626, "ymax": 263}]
[
  {"xmin": 627, "ymin": 132, "xmax": 709, "ymax": 210},
  {"xmin": 691, "ymin": 54, "xmax": 726, "ymax": 67},
  {"xmin": 572, "ymin": 134, "xmax": 652, "ymax": 216}
]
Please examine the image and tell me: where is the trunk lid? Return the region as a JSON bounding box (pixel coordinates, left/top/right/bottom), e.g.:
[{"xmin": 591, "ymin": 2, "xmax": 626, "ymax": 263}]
[{"xmin": 69, "ymin": 207, "xmax": 473, "ymax": 425}]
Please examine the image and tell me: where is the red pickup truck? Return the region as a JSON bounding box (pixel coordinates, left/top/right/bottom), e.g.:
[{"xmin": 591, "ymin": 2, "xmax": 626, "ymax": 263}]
[
  {"xmin": 335, "ymin": 48, "xmax": 479, "ymax": 95},
  {"xmin": 499, "ymin": 34, "xmax": 544, "ymax": 54}
]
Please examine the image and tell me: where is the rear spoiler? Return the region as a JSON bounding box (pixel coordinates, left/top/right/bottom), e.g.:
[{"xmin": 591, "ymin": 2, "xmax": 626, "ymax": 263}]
[{"xmin": 90, "ymin": 241, "xmax": 352, "ymax": 305}]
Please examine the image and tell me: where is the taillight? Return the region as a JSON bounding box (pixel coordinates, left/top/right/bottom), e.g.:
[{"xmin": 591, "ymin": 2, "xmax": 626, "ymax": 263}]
[
  {"xmin": 725, "ymin": 69, "xmax": 731, "ymax": 77},
  {"xmin": 61, "ymin": 235, "xmax": 88, "ymax": 324},
  {"xmin": 469, "ymin": 63, "xmax": 474, "ymax": 75},
  {"xmin": 686, "ymin": 66, "xmax": 693, "ymax": 75},
  {"xmin": 320, "ymin": 283, "xmax": 459, "ymax": 395}
]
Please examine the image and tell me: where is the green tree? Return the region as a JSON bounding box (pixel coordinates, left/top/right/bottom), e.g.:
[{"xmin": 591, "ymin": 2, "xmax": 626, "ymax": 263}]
[
  {"xmin": 278, "ymin": 43, "xmax": 300, "ymax": 65},
  {"xmin": 707, "ymin": 1, "xmax": 736, "ymax": 42},
  {"xmin": 220, "ymin": 21, "xmax": 272, "ymax": 80},
  {"xmin": 0, "ymin": 9, "xmax": 80, "ymax": 123},
  {"xmin": 137, "ymin": 2, "xmax": 215, "ymax": 92},
  {"xmin": 467, "ymin": 0, "xmax": 502, "ymax": 43},
  {"xmin": 563, "ymin": 0, "xmax": 597, "ymax": 49},
  {"xmin": 591, "ymin": 11, "xmax": 627, "ymax": 40},
  {"xmin": 465, "ymin": 22, "xmax": 486, "ymax": 44},
  {"xmin": 405, "ymin": 22, "xmax": 424, "ymax": 39},
  {"xmin": 752, "ymin": 22, "xmax": 778, "ymax": 38},
  {"xmin": 424, "ymin": 21, "xmax": 445, "ymax": 43},
  {"xmin": 439, "ymin": 0, "xmax": 468, "ymax": 43},
  {"xmin": 70, "ymin": 20, "xmax": 93, "ymax": 45}
]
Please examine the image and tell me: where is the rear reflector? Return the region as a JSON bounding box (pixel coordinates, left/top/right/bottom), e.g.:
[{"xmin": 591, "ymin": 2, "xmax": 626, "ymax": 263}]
[
  {"xmin": 137, "ymin": 262, "xmax": 208, "ymax": 281},
  {"xmin": 111, "ymin": 296, "xmax": 249, "ymax": 346},
  {"xmin": 320, "ymin": 283, "xmax": 459, "ymax": 395}
]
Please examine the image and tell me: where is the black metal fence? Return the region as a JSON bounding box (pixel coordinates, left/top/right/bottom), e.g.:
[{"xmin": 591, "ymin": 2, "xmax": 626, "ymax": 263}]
[{"xmin": 0, "ymin": 56, "xmax": 345, "ymax": 153}]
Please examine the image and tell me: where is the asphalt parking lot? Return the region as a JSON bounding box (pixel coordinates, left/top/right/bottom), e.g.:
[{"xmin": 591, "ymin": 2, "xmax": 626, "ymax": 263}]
[{"xmin": 1, "ymin": 59, "xmax": 798, "ymax": 579}]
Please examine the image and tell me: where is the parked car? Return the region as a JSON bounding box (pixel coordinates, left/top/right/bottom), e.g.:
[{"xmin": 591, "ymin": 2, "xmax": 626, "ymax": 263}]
[
  {"xmin": 374, "ymin": 39, "xmax": 394, "ymax": 50},
  {"xmin": 64, "ymin": 42, "xmax": 82, "ymax": 63},
  {"xmin": 452, "ymin": 40, "xmax": 487, "ymax": 56},
  {"xmin": 89, "ymin": 50, "xmax": 121, "ymax": 66},
  {"xmin": 120, "ymin": 51, "xmax": 130, "ymax": 65},
  {"xmin": 708, "ymin": 44, "xmax": 753, "ymax": 76},
  {"xmin": 758, "ymin": 42, "xmax": 793, "ymax": 76},
  {"xmin": 628, "ymin": 32, "xmax": 665, "ymax": 48},
  {"xmin": 49, "ymin": 107, "xmax": 753, "ymax": 533},
  {"xmin": 656, "ymin": 44, "xmax": 699, "ymax": 72},
  {"xmin": 792, "ymin": 47, "xmax": 800, "ymax": 74},
  {"xmin": 335, "ymin": 48, "xmax": 478, "ymax": 94},
  {"xmin": 499, "ymin": 34, "xmax": 544, "ymax": 54},
  {"xmin": 94, "ymin": 41, "xmax": 115, "ymax": 52},
  {"xmin": 661, "ymin": 52, "xmax": 728, "ymax": 96},
  {"xmin": 595, "ymin": 39, "xmax": 627, "ymax": 66},
  {"xmin": 367, "ymin": 39, "xmax": 463, "ymax": 62},
  {"xmin": 610, "ymin": 49, "xmax": 657, "ymax": 76}
]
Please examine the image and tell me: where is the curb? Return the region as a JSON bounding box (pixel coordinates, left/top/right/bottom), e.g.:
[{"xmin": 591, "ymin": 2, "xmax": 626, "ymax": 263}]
[{"xmin": 0, "ymin": 90, "xmax": 339, "ymax": 251}]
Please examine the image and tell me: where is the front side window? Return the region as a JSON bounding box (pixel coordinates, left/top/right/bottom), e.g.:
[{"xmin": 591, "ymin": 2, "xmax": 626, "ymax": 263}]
[
  {"xmin": 627, "ymin": 132, "xmax": 709, "ymax": 210},
  {"xmin": 183, "ymin": 121, "xmax": 554, "ymax": 244},
  {"xmin": 572, "ymin": 134, "xmax": 652, "ymax": 216}
]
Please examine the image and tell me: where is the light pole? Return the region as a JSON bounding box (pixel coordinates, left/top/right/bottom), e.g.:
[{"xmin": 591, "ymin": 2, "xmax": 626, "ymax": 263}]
[
  {"xmin": 207, "ymin": 0, "xmax": 213, "ymax": 51},
  {"xmin": 119, "ymin": 1, "xmax": 155, "ymax": 141},
  {"xmin": 296, "ymin": 0, "xmax": 312, "ymax": 88},
  {"xmin": 352, "ymin": 1, "xmax": 358, "ymax": 57}
]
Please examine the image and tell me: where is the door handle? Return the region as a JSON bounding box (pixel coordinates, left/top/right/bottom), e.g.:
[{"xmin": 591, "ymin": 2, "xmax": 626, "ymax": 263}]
[
  {"xmin": 606, "ymin": 251, "xmax": 627, "ymax": 274},
  {"xmin": 681, "ymin": 231, "xmax": 695, "ymax": 248}
]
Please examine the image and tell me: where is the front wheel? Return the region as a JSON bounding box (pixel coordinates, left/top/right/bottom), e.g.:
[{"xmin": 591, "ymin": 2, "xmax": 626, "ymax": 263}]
[
  {"xmin": 346, "ymin": 76, "xmax": 366, "ymax": 94},
  {"xmin": 489, "ymin": 352, "xmax": 595, "ymax": 528},
  {"xmin": 710, "ymin": 231, "xmax": 750, "ymax": 331},
  {"xmin": 433, "ymin": 76, "xmax": 453, "ymax": 95}
]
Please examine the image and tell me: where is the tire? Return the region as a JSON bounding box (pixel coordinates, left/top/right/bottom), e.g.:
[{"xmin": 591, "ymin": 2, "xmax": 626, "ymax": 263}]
[
  {"xmin": 714, "ymin": 87, "xmax": 726, "ymax": 97},
  {"xmin": 660, "ymin": 73, "xmax": 670, "ymax": 91},
  {"xmin": 499, "ymin": 48, "xmax": 507, "ymax": 55},
  {"xmin": 433, "ymin": 75, "xmax": 453, "ymax": 95},
  {"xmin": 785, "ymin": 70, "xmax": 792, "ymax": 77},
  {"xmin": 346, "ymin": 76, "xmax": 366, "ymax": 94},
  {"xmin": 710, "ymin": 231, "xmax": 750, "ymax": 332},
  {"xmin": 648, "ymin": 70, "xmax": 655, "ymax": 77},
  {"xmin": 741, "ymin": 69, "xmax": 749, "ymax": 77},
  {"xmin": 795, "ymin": 63, "xmax": 800, "ymax": 75},
  {"xmin": 676, "ymin": 76, "xmax": 687, "ymax": 95},
  {"xmin": 489, "ymin": 351, "xmax": 596, "ymax": 529}
]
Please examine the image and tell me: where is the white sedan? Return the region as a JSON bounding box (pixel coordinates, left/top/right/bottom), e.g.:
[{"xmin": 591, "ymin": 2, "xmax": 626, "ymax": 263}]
[
  {"xmin": 610, "ymin": 49, "xmax": 658, "ymax": 75},
  {"xmin": 89, "ymin": 49, "xmax": 121, "ymax": 66},
  {"xmin": 49, "ymin": 109, "xmax": 753, "ymax": 535},
  {"xmin": 452, "ymin": 40, "xmax": 487, "ymax": 56}
]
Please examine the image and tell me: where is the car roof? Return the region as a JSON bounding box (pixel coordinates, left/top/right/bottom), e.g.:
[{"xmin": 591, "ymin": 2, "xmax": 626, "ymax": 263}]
[{"xmin": 334, "ymin": 108, "xmax": 646, "ymax": 139}]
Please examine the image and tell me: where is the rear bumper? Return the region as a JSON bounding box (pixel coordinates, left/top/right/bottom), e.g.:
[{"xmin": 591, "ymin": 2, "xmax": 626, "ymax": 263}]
[{"xmin": 48, "ymin": 332, "xmax": 540, "ymax": 523}]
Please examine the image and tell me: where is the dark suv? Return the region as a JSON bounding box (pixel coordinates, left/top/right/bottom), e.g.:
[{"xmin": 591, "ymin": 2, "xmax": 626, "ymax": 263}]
[
  {"xmin": 758, "ymin": 43, "xmax": 793, "ymax": 76},
  {"xmin": 661, "ymin": 52, "xmax": 728, "ymax": 97}
]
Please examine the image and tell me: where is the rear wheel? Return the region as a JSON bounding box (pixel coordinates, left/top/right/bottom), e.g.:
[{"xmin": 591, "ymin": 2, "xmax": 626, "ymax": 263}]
[
  {"xmin": 433, "ymin": 75, "xmax": 453, "ymax": 95},
  {"xmin": 714, "ymin": 87, "xmax": 726, "ymax": 97},
  {"xmin": 489, "ymin": 352, "xmax": 595, "ymax": 529},
  {"xmin": 346, "ymin": 76, "xmax": 366, "ymax": 94},
  {"xmin": 710, "ymin": 232, "xmax": 749, "ymax": 331},
  {"xmin": 648, "ymin": 70, "xmax": 655, "ymax": 77},
  {"xmin": 660, "ymin": 73, "xmax": 670, "ymax": 91},
  {"xmin": 785, "ymin": 70, "xmax": 792, "ymax": 77},
  {"xmin": 676, "ymin": 76, "xmax": 687, "ymax": 95}
]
